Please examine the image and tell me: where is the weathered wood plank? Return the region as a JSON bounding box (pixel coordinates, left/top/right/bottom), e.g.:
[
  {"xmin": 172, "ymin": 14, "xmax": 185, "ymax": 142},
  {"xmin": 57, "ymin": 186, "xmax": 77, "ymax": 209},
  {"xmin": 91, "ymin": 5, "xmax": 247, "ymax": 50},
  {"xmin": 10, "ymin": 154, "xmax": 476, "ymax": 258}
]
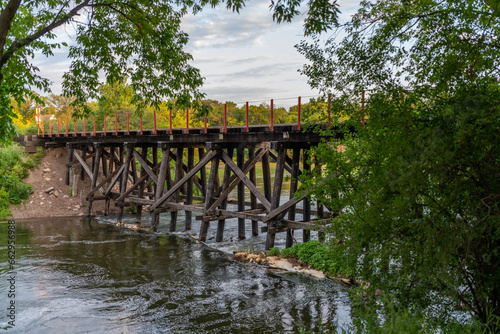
[
  {"xmin": 150, "ymin": 147, "xmax": 169, "ymax": 230},
  {"xmin": 86, "ymin": 145, "xmax": 102, "ymax": 216},
  {"xmin": 286, "ymin": 148, "xmax": 301, "ymax": 248},
  {"xmin": 208, "ymin": 148, "xmax": 267, "ymax": 213},
  {"xmin": 73, "ymin": 149, "xmax": 105, "ymax": 195},
  {"xmin": 265, "ymin": 147, "xmax": 286, "ymax": 249},
  {"xmin": 237, "ymin": 146, "xmax": 246, "ymax": 240},
  {"xmin": 200, "ymin": 150, "xmax": 220, "ymax": 242},
  {"xmin": 216, "ymin": 148, "xmax": 233, "ymax": 242}
]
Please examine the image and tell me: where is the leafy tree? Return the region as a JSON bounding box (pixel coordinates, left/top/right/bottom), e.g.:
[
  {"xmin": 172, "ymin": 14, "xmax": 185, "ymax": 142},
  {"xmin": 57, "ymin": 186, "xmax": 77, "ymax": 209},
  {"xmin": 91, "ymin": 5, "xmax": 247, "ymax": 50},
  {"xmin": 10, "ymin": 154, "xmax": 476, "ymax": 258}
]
[
  {"xmin": 97, "ymin": 79, "xmax": 134, "ymax": 116},
  {"xmin": 297, "ymin": 0, "xmax": 500, "ymax": 327}
]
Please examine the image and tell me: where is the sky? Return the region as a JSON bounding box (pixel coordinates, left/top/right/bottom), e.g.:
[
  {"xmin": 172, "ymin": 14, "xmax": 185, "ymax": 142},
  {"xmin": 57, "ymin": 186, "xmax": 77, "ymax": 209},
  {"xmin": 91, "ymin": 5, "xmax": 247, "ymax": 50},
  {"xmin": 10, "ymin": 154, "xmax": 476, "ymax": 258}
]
[{"xmin": 32, "ymin": 0, "xmax": 359, "ymax": 109}]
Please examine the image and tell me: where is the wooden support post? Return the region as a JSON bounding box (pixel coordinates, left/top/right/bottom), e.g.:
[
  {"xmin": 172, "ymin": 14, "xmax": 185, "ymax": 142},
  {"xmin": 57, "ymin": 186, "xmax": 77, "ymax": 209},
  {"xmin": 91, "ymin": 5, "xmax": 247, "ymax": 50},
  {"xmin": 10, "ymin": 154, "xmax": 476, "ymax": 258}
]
[
  {"xmin": 303, "ymin": 149, "xmax": 311, "ymax": 242},
  {"xmin": 216, "ymin": 148, "xmax": 233, "ymax": 242},
  {"xmin": 315, "ymin": 154, "xmax": 325, "ymax": 242},
  {"xmin": 248, "ymin": 148, "xmax": 258, "ymax": 236},
  {"xmin": 185, "ymin": 148, "xmax": 195, "ymax": 230},
  {"xmin": 151, "ymin": 147, "xmax": 169, "ymax": 230},
  {"xmin": 80, "ymin": 149, "xmax": 86, "ymax": 181},
  {"xmin": 237, "ymin": 146, "xmax": 246, "ymax": 240},
  {"xmin": 152, "ymin": 147, "xmax": 158, "ymax": 175},
  {"xmin": 101, "ymin": 147, "xmax": 108, "ymax": 178},
  {"xmin": 200, "ymin": 150, "xmax": 220, "ymax": 242},
  {"xmin": 86, "ymin": 145, "xmax": 102, "ymax": 216},
  {"xmin": 66, "ymin": 145, "xmax": 74, "ymax": 186},
  {"xmin": 286, "ymin": 148, "xmax": 301, "ymax": 248},
  {"xmin": 136, "ymin": 146, "xmax": 148, "ymax": 223},
  {"xmin": 265, "ymin": 146, "xmax": 286, "ymax": 250},
  {"xmin": 117, "ymin": 145, "xmax": 133, "ymax": 222},
  {"xmin": 199, "ymin": 148, "xmax": 207, "ymax": 201}
]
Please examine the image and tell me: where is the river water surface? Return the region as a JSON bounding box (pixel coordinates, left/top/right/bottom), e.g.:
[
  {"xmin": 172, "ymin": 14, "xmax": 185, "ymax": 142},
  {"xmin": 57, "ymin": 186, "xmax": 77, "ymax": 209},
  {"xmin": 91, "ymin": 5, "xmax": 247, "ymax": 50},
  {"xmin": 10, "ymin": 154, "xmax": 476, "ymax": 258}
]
[{"xmin": 0, "ymin": 217, "xmax": 351, "ymax": 333}]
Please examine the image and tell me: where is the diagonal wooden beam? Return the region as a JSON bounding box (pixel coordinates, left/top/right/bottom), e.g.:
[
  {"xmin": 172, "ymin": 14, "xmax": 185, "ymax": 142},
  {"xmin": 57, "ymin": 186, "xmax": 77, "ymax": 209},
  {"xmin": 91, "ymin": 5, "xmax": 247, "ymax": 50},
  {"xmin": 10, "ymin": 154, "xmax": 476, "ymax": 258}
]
[
  {"xmin": 221, "ymin": 150, "xmax": 271, "ymax": 212},
  {"xmin": 150, "ymin": 149, "xmax": 217, "ymax": 211}
]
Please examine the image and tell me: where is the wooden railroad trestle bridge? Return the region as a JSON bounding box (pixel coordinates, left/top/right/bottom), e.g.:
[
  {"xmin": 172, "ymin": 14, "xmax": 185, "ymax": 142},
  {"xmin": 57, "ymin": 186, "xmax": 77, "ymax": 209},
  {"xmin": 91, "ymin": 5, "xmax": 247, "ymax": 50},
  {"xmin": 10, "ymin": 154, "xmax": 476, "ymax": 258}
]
[{"xmin": 43, "ymin": 123, "xmax": 339, "ymax": 249}]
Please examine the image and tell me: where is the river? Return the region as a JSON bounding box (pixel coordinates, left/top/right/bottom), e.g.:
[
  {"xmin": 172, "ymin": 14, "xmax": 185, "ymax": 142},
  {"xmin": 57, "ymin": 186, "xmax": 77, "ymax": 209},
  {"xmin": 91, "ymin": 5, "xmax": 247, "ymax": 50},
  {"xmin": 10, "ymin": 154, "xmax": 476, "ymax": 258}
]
[{"xmin": 0, "ymin": 215, "xmax": 352, "ymax": 333}]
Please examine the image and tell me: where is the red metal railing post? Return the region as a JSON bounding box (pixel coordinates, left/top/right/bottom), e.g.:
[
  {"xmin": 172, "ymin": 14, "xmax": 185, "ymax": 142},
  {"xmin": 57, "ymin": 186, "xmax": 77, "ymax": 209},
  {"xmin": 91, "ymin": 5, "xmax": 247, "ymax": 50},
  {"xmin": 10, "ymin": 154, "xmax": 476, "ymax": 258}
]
[
  {"xmin": 49, "ymin": 119, "xmax": 52, "ymax": 137},
  {"xmin": 328, "ymin": 94, "xmax": 331, "ymax": 126},
  {"xmin": 270, "ymin": 99, "xmax": 274, "ymax": 132},
  {"xmin": 153, "ymin": 110, "xmax": 157, "ymax": 134},
  {"xmin": 298, "ymin": 96, "xmax": 301, "ymax": 131},
  {"xmin": 57, "ymin": 120, "xmax": 60, "ymax": 137},
  {"xmin": 65, "ymin": 119, "xmax": 68, "ymax": 137},
  {"xmin": 204, "ymin": 115, "xmax": 207, "ymax": 134},
  {"xmin": 127, "ymin": 113, "xmax": 130, "ymax": 135},
  {"xmin": 83, "ymin": 118, "xmax": 86, "ymax": 136},
  {"xmin": 74, "ymin": 118, "xmax": 77, "ymax": 136},
  {"xmin": 169, "ymin": 109, "xmax": 172, "ymax": 134},
  {"xmin": 104, "ymin": 115, "xmax": 106, "ymax": 136},
  {"xmin": 115, "ymin": 113, "xmax": 118, "ymax": 135},
  {"xmin": 223, "ymin": 104, "xmax": 227, "ymax": 133},
  {"xmin": 140, "ymin": 118, "xmax": 143, "ymax": 135},
  {"xmin": 245, "ymin": 101, "xmax": 249, "ymax": 132},
  {"xmin": 42, "ymin": 119, "xmax": 44, "ymax": 137}
]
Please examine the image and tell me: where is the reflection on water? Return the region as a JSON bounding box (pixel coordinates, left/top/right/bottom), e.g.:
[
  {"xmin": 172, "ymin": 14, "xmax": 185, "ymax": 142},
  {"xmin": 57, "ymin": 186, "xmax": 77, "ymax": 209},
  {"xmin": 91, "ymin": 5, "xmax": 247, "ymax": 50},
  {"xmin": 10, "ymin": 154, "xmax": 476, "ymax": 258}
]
[{"xmin": 0, "ymin": 217, "xmax": 351, "ymax": 333}]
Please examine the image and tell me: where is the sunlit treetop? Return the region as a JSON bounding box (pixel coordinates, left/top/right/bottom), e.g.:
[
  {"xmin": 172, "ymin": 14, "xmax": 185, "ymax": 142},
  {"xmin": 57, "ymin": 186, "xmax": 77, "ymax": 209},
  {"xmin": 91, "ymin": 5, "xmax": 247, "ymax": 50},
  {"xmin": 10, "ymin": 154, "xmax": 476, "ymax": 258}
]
[{"xmin": 297, "ymin": 0, "xmax": 500, "ymax": 96}]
